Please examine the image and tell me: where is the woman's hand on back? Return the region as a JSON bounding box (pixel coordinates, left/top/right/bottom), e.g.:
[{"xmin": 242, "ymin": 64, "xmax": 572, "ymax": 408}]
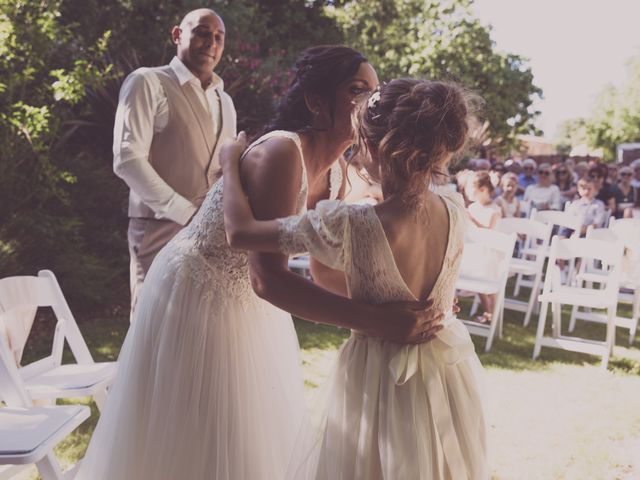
[
  {"xmin": 369, "ymin": 299, "xmax": 445, "ymax": 344},
  {"xmin": 220, "ymin": 131, "xmax": 248, "ymax": 172}
]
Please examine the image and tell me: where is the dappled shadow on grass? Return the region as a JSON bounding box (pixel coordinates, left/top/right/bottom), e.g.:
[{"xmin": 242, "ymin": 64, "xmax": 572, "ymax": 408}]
[
  {"xmin": 463, "ymin": 288, "xmax": 640, "ymax": 375},
  {"xmin": 21, "ymin": 308, "xmax": 129, "ymax": 366}
]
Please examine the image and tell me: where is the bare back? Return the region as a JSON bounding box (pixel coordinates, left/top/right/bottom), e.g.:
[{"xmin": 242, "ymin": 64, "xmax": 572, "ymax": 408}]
[{"xmin": 374, "ymin": 192, "xmax": 450, "ymax": 301}]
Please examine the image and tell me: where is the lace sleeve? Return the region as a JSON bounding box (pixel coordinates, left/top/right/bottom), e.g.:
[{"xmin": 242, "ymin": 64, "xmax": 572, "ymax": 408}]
[{"xmin": 277, "ymin": 199, "xmax": 350, "ymax": 271}]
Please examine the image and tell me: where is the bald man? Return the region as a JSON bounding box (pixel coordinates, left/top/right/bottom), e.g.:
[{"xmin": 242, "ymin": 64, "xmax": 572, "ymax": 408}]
[{"xmin": 113, "ymin": 9, "xmax": 237, "ymax": 316}]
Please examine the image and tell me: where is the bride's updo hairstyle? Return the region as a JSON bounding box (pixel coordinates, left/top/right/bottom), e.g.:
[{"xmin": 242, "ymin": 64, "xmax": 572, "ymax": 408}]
[
  {"xmin": 358, "ymin": 78, "xmax": 481, "ymax": 205},
  {"xmin": 262, "ymin": 45, "xmax": 367, "ymax": 134}
]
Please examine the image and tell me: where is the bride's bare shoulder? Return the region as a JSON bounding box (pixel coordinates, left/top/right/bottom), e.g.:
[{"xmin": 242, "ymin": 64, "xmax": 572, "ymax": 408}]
[{"xmin": 242, "ymin": 135, "xmax": 302, "ymax": 172}]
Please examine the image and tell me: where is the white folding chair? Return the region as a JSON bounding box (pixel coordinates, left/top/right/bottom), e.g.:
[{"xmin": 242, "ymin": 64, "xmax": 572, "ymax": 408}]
[
  {"xmin": 288, "ymin": 255, "xmax": 311, "ymax": 278},
  {"xmin": 0, "ymin": 270, "xmax": 116, "ymax": 411},
  {"xmin": 0, "ymin": 341, "xmax": 90, "ymax": 480},
  {"xmin": 572, "ymin": 222, "xmax": 640, "ymax": 344},
  {"xmin": 456, "ymin": 227, "xmax": 517, "ymax": 351},
  {"xmin": 531, "ymin": 208, "xmax": 583, "ymax": 234},
  {"xmin": 533, "ymin": 237, "xmax": 624, "ymax": 368},
  {"xmin": 496, "ymin": 217, "xmax": 552, "ymax": 327},
  {"xmin": 519, "ymin": 199, "xmax": 532, "ymax": 218}
]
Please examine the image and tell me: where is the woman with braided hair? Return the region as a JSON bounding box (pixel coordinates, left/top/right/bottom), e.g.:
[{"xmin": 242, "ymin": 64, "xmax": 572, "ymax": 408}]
[{"xmin": 221, "ymin": 78, "xmax": 489, "ymax": 479}]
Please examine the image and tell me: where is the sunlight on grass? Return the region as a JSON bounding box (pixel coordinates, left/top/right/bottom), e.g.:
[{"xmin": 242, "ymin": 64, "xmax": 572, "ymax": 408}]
[{"xmin": 16, "ymin": 299, "xmax": 640, "ymax": 479}]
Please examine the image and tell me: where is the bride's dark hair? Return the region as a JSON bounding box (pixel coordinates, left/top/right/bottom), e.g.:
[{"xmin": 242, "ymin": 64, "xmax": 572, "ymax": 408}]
[{"xmin": 262, "ymin": 45, "xmax": 367, "ymax": 135}]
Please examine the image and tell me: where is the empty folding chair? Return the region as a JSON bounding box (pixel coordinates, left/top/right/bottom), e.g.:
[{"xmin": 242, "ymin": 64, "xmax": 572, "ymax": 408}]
[
  {"xmin": 456, "ymin": 227, "xmax": 517, "ymax": 351},
  {"xmin": 288, "ymin": 255, "xmax": 311, "ymax": 278},
  {"xmin": 0, "ymin": 340, "xmax": 90, "ymax": 480},
  {"xmin": 533, "ymin": 236, "xmax": 623, "ymax": 368},
  {"xmin": 496, "ymin": 217, "xmax": 552, "ymax": 327},
  {"xmin": 572, "ymin": 223, "xmax": 640, "ymax": 344},
  {"xmin": 0, "ymin": 270, "xmax": 116, "ymax": 411}
]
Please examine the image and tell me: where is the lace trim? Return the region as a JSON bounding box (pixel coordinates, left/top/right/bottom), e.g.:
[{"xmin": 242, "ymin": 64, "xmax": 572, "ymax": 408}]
[{"xmin": 329, "ymin": 162, "xmax": 343, "ymax": 200}]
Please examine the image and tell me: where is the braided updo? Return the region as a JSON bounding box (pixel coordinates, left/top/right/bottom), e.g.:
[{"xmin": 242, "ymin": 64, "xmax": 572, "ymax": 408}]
[
  {"xmin": 358, "ymin": 78, "xmax": 481, "ymax": 204},
  {"xmin": 262, "ymin": 45, "xmax": 368, "ymax": 135}
]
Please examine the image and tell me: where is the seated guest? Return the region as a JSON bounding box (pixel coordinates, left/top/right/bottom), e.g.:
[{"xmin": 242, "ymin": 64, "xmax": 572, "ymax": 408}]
[
  {"xmin": 562, "ymin": 177, "xmax": 607, "ymax": 237},
  {"xmin": 607, "ymin": 163, "xmax": 619, "ymax": 185},
  {"xmin": 574, "ymin": 161, "xmax": 589, "ymax": 181},
  {"xmin": 564, "ymin": 157, "xmax": 578, "ymax": 182},
  {"xmin": 554, "ymin": 162, "xmax": 577, "ymax": 205},
  {"xmin": 468, "ymin": 171, "xmax": 502, "ymax": 229},
  {"xmin": 495, "ymin": 172, "xmax": 521, "ymax": 218},
  {"xmin": 505, "ymin": 158, "xmax": 522, "ymax": 176},
  {"xmin": 589, "ymin": 164, "xmax": 616, "ymax": 212},
  {"xmin": 490, "ymin": 161, "xmax": 506, "ymax": 197},
  {"xmin": 518, "ymin": 158, "xmax": 538, "ymax": 196},
  {"xmin": 467, "ymin": 171, "xmax": 502, "ymax": 324},
  {"xmin": 558, "ymin": 177, "xmax": 607, "ymax": 279},
  {"xmin": 631, "ymin": 159, "xmax": 640, "ymax": 189},
  {"xmin": 524, "ymin": 163, "xmax": 561, "ymax": 210},
  {"xmin": 612, "ymin": 166, "xmax": 636, "ymax": 218},
  {"xmin": 623, "ymin": 188, "xmax": 640, "ymax": 219}
]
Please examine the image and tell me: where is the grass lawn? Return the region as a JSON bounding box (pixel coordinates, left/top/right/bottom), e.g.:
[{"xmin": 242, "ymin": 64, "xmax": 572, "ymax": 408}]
[{"xmin": 14, "ymin": 294, "xmax": 640, "ymax": 479}]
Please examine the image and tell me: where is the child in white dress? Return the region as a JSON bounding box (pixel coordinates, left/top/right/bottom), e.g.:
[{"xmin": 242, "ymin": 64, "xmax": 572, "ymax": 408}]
[
  {"xmin": 221, "ymin": 79, "xmax": 488, "ymax": 479},
  {"xmin": 467, "ymin": 171, "xmax": 502, "ymax": 324},
  {"xmin": 495, "ymin": 172, "xmax": 521, "ymax": 218}
]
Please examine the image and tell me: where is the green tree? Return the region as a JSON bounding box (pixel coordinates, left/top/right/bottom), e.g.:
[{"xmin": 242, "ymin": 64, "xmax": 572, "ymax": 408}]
[
  {"xmin": 586, "ymin": 56, "xmax": 640, "ymax": 161},
  {"xmin": 326, "ymin": 0, "xmax": 542, "ymax": 154},
  {"xmin": 554, "ymin": 117, "xmax": 589, "ymax": 156}
]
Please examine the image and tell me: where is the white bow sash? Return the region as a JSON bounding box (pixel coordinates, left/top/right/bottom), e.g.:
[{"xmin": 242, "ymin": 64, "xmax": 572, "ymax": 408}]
[{"xmin": 389, "ymin": 315, "xmax": 476, "ymax": 480}]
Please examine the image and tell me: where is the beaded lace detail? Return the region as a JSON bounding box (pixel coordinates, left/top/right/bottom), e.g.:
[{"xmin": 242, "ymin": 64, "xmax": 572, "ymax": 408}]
[
  {"xmin": 278, "ymin": 191, "xmax": 467, "ymax": 311},
  {"xmin": 162, "ymin": 131, "xmax": 307, "ymax": 299}
]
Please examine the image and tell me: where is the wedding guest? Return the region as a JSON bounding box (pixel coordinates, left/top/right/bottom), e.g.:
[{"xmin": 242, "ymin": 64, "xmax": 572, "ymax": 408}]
[
  {"xmin": 589, "ymin": 164, "xmax": 616, "ymax": 212},
  {"xmin": 558, "ymin": 177, "xmax": 607, "ymax": 278},
  {"xmin": 612, "ymin": 166, "xmax": 636, "ymax": 218},
  {"xmin": 553, "ymin": 162, "xmax": 577, "ymax": 204},
  {"xmin": 607, "ymin": 163, "xmax": 619, "ymax": 185},
  {"xmin": 631, "ymin": 159, "xmax": 640, "ymax": 189},
  {"xmin": 574, "ymin": 161, "xmax": 589, "ymax": 181},
  {"xmin": 113, "ymin": 8, "xmax": 236, "ymax": 315},
  {"xmin": 469, "ymin": 158, "xmax": 491, "ymax": 171},
  {"xmin": 505, "ymin": 158, "xmax": 522, "ymax": 176},
  {"xmin": 523, "ymin": 163, "xmax": 561, "ymax": 210},
  {"xmin": 623, "ymin": 187, "xmax": 640, "ymax": 219},
  {"xmin": 467, "ymin": 171, "xmax": 501, "ymax": 325},
  {"xmin": 564, "ymin": 157, "xmax": 578, "ymax": 182},
  {"xmin": 562, "ymin": 177, "xmax": 607, "ymax": 237},
  {"xmin": 518, "ymin": 158, "xmax": 538, "ymax": 193},
  {"xmin": 490, "ymin": 161, "xmax": 506, "ymax": 197},
  {"xmin": 495, "ymin": 172, "xmax": 521, "ymax": 218}
]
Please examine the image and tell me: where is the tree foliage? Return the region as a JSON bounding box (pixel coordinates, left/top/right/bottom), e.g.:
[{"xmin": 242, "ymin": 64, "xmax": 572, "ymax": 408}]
[
  {"xmin": 586, "ymin": 56, "xmax": 640, "ymax": 161},
  {"xmin": 554, "ymin": 117, "xmax": 589, "ymax": 156},
  {"xmin": 1, "ymin": 0, "xmax": 542, "ymax": 309},
  {"xmin": 326, "ymin": 0, "xmax": 542, "ymax": 154}
]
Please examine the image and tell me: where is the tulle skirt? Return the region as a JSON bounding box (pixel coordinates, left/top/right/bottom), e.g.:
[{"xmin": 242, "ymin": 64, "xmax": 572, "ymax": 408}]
[
  {"xmin": 287, "ymin": 317, "xmax": 488, "ymax": 480},
  {"xmin": 76, "ymin": 246, "xmax": 307, "ymax": 480}
]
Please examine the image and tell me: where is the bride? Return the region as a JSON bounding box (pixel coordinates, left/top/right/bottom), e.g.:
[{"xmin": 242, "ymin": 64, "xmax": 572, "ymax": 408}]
[{"xmin": 76, "ymin": 45, "xmax": 442, "ymax": 480}]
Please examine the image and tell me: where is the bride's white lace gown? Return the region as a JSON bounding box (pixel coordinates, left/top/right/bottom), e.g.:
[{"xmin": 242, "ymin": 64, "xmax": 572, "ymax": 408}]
[
  {"xmin": 279, "ymin": 194, "xmax": 488, "ymax": 480},
  {"xmin": 76, "ymin": 131, "xmax": 341, "ymax": 480}
]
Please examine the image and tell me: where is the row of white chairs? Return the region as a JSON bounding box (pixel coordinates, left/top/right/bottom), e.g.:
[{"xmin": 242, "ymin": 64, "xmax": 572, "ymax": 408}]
[
  {"xmin": 0, "ymin": 270, "xmax": 116, "ymax": 479},
  {"xmin": 456, "ymin": 216, "xmax": 640, "ymax": 368}
]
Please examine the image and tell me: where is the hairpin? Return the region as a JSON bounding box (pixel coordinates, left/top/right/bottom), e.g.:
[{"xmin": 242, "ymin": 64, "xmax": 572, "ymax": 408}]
[{"xmin": 368, "ymin": 90, "xmax": 382, "ymax": 120}]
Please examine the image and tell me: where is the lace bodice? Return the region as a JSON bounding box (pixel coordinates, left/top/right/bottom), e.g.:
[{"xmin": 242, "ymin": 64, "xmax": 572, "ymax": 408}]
[
  {"xmin": 278, "ymin": 191, "xmax": 467, "ymax": 313},
  {"xmin": 161, "ymin": 130, "xmax": 342, "ymax": 298}
]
